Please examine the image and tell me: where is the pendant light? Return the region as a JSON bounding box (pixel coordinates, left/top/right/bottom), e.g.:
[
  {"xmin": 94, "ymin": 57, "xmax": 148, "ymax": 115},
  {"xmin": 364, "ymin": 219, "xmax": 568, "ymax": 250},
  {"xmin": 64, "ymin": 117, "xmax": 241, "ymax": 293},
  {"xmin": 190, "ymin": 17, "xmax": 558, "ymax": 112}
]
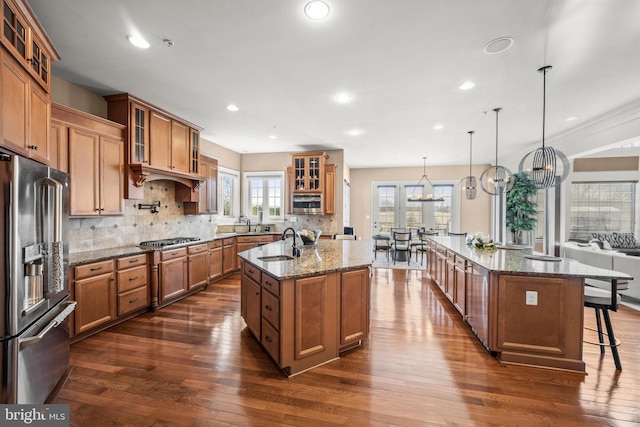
[
  {"xmin": 461, "ymin": 131, "xmax": 477, "ymax": 200},
  {"xmin": 480, "ymin": 108, "xmax": 513, "ymax": 195},
  {"xmin": 407, "ymin": 157, "xmax": 444, "ymax": 202},
  {"xmin": 518, "ymin": 65, "xmax": 570, "ymax": 188}
]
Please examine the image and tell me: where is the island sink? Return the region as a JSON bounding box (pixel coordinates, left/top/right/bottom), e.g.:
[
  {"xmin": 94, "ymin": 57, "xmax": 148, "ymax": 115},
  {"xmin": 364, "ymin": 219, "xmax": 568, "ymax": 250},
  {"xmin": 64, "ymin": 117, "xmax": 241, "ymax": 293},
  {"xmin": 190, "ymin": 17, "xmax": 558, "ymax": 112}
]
[{"xmin": 257, "ymin": 255, "xmax": 295, "ymax": 262}]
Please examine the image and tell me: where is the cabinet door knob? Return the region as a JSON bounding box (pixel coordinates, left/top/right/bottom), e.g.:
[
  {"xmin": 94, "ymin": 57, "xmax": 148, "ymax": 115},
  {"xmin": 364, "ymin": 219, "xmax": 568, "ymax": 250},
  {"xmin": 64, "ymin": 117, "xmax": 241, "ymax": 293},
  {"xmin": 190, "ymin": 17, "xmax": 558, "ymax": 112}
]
[
  {"xmin": 265, "ymin": 305, "xmax": 272, "ymax": 311},
  {"xmin": 265, "ymin": 336, "xmax": 272, "ymax": 343}
]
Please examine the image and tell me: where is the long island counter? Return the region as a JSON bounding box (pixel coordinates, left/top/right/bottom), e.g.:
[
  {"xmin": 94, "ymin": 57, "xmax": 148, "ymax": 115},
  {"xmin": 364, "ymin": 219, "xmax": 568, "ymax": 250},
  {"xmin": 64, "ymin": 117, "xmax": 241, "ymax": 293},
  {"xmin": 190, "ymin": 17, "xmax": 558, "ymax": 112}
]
[
  {"xmin": 426, "ymin": 236, "xmax": 632, "ymax": 373},
  {"xmin": 238, "ymin": 239, "xmax": 373, "ymax": 376}
]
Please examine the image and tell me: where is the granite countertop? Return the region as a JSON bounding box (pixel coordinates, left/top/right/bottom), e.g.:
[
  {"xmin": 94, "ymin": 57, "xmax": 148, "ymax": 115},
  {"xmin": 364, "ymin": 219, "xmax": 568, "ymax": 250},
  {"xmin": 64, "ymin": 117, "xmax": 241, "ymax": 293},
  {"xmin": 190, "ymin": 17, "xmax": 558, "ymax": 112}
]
[
  {"xmin": 238, "ymin": 239, "xmax": 373, "ymax": 280},
  {"xmin": 69, "ymin": 232, "xmax": 282, "ymax": 266},
  {"xmin": 430, "ymin": 236, "xmax": 633, "ymax": 281}
]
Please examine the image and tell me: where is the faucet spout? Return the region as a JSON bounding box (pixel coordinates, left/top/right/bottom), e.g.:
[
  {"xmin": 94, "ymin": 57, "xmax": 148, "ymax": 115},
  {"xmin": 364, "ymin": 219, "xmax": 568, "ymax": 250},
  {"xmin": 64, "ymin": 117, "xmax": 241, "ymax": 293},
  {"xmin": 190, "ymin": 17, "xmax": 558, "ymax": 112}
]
[{"xmin": 281, "ymin": 227, "xmax": 301, "ymax": 257}]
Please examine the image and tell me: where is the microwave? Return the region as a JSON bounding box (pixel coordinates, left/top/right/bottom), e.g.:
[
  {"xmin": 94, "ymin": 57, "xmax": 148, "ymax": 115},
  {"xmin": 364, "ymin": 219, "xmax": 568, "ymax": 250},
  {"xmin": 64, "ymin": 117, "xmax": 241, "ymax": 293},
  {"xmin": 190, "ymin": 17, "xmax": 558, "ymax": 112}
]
[{"xmin": 292, "ymin": 194, "xmax": 323, "ymax": 215}]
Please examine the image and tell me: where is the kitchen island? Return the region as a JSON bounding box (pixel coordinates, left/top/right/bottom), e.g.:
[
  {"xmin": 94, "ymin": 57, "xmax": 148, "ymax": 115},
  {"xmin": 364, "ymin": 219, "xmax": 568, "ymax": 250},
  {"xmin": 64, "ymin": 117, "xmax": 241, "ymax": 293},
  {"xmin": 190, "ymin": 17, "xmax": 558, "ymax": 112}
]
[
  {"xmin": 425, "ymin": 236, "xmax": 632, "ymax": 373},
  {"xmin": 238, "ymin": 239, "xmax": 372, "ymax": 376}
]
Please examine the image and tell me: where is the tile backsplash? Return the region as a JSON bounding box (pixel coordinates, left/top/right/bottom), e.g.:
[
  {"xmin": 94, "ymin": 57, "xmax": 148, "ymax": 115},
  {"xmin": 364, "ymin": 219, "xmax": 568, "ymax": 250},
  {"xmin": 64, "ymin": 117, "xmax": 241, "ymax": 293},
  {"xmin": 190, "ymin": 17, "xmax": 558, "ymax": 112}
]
[{"xmin": 68, "ymin": 179, "xmax": 337, "ymax": 253}]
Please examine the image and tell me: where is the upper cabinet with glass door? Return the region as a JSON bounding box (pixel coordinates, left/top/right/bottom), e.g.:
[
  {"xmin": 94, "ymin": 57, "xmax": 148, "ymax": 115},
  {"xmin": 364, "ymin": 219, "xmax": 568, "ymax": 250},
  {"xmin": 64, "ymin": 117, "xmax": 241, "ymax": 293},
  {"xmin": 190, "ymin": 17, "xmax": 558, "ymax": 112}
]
[
  {"xmin": 292, "ymin": 151, "xmax": 327, "ymax": 193},
  {"xmin": 2, "ymin": 0, "xmax": 58, "ymax": 92}
]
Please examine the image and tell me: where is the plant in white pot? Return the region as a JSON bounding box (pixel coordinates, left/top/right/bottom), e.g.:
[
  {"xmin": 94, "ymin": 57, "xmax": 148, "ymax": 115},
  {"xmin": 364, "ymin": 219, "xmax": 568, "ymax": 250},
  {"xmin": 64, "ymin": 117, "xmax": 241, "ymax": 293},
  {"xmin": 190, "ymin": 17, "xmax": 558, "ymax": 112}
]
[{"xmin": 506, "ymin": 172, "xmax": 538, "ymax": 245}]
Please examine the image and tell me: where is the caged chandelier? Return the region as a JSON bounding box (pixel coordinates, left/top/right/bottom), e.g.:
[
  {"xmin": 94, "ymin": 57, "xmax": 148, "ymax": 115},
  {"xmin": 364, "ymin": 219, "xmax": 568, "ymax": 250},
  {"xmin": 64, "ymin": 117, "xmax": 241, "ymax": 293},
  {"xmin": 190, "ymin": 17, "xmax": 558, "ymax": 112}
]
[
  {"xmin": 461, "ymin": 130, "xmax": 477, "ymax": 200},
  {"xmin": 407, "ymin": 157, "xmax": 444, "ymax": 202},
  {"xmin": 519, "ymin": 65, "xmax": 570, "ymax": 188},
  {"xmin": 480, "ymin": 108, "xmax": 513, "ymax": 195}
]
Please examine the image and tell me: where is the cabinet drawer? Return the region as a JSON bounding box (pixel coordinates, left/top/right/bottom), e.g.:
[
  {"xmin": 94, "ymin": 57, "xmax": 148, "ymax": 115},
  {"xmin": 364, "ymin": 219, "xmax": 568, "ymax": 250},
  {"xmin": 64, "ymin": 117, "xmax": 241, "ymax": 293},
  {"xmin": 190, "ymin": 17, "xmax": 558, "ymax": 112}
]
[
  {"xmin": 223, "ymin": 237, "xmax": 235, "ymax": 246},
  {"xmin": 455, "ymin": 256, "xmax": 466, "ymax": 269},
  {"xmin": 208, "ymin": 240, "xmax": 222, "ymax": 249},
  {"xmin": 446, "ymin": 250, "xmax": 456, "ymax": 262},
  {"xmin": 262, "ymin": 273, "xmax": 280, "ymax": 297},
  {"xmin": 116, "ymin": 254, "xmax": 147, "ymax": 270},
  {"xmin": 188, "ymin": 243, "xmax": 208, "ymax": 254},
  {"xmin": 244, "ymin": 263, "xmax": 261, "ymax": 284},
  {"xmin": 262, "ymin": 290, "xmax": 280, "ymax": 330},
  {"xmin": 117, "ymin": 286, "xmax": 150, "ymax": 316},
  {"xmin": 161, "ymin": 248, "xmax": 187, "ymax": 261},
  {"xmin": 261, "ymin": 318, "xmax": 280, "ymax": 363},
  {"xmin": 75, "ymin": 260, "xmax": 114, "ymax": 280},
  {"xmin": 117, "ymin": 265, "xmax": 148, "ymax": 293}
]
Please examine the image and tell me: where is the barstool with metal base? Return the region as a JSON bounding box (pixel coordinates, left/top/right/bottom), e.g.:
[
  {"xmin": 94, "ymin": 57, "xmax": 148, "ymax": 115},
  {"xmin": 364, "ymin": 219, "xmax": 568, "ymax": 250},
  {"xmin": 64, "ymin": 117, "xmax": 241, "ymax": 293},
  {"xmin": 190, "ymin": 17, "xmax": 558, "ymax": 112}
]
[{"xmin": 583, "ymin": 279, "xmax": 622, "ymax": 370}]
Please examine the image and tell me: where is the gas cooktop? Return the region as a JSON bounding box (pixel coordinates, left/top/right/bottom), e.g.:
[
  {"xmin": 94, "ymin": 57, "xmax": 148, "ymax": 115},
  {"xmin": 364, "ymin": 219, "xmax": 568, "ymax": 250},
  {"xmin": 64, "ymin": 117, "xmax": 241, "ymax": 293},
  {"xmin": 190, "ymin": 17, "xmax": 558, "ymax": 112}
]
[{"xmin": 138, "ymin": 237, "xmax": 201, "ymax": 248}]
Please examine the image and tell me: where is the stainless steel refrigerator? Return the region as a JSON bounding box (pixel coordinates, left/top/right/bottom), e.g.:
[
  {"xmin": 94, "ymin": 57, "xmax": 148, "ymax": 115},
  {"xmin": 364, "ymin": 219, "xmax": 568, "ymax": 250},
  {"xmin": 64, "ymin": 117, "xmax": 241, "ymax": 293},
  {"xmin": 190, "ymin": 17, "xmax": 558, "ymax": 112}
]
[{"xmin": 0, "ymin": 149, "xmax": 76, "ymax": 404}]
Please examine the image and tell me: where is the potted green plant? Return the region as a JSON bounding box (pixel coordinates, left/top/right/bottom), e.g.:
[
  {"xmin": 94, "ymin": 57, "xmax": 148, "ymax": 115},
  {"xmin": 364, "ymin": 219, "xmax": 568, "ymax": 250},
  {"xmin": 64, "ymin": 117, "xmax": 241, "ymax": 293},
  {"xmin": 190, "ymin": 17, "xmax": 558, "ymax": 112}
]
[{"xmin": 506, "ymin": 172, "xmax": 537, "ymax": 245}]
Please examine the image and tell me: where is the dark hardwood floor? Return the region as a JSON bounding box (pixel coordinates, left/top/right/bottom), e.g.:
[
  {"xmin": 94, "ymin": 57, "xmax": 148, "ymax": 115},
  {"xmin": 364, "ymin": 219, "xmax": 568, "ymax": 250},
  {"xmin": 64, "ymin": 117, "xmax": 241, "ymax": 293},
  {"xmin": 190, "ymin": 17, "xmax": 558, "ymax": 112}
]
[{"xmin": 57, "ymin": 269, "xmax": 640, "ymax": 426}]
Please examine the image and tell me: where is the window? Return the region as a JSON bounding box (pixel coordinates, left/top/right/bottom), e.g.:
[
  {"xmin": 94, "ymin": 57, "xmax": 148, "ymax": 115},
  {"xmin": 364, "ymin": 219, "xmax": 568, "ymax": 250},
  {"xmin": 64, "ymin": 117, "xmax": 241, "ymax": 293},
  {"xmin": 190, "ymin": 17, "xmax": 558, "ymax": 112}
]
[
  {"xmin": 218, "ymin": 167, "xmax": 239, "ymax": 218},
  {"xmin": 570, "ymin": 181, "xmax": 636, "ymax": 239},
  {"xmin": 534, "ymin": 190, "xmax": 545, "ymax": 240},
  {"xmin": 244, "ymin": 172, "xmax": 284, "ymax": 221},
  {"xmin": 433, "ymin": 184, "xmax": 453, "ymax": 234}
]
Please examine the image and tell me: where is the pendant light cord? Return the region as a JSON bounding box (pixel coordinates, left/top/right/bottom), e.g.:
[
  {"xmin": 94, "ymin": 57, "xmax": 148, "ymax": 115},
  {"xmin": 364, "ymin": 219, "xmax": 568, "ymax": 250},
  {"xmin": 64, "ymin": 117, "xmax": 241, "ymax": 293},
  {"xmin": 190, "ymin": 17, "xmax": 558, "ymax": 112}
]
[
  {"xmin": 468, "ymin": 131, "xmax": 474, "ymax": 176},
  {"xmin": 493, "ymin": 108, "xmax": 501, "ymax": 165},
  {"xmin": 538, "ymin": 65, "xmax": 552, "ymax": 149}
]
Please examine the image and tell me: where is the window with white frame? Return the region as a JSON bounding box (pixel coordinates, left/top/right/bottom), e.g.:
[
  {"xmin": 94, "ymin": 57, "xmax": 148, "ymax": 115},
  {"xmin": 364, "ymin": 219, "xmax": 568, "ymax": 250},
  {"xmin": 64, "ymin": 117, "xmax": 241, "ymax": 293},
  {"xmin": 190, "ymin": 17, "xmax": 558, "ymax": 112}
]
[
  {"xmin": 218, "ymin": 167, "xmax": 239, "ymax": 218},
  {"xmin": 244, "ymin": 171, "xmax": 284, "ymax": 221},
  {"xmin": 570, "ymin": 181, "xmax": 636, "ymax": 239}
]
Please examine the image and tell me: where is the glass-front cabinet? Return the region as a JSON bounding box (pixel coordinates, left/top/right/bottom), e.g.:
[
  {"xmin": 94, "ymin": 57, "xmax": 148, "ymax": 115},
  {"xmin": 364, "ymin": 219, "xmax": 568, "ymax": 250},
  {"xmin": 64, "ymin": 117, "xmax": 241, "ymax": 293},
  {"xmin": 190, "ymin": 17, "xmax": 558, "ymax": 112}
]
[
  {"xmin": 293, "ymin": 152, "xmax": 326, "ymax": 192},
  {"xmin": 130, "ymin": 102, "xmax": 149, "ymax": 164}
]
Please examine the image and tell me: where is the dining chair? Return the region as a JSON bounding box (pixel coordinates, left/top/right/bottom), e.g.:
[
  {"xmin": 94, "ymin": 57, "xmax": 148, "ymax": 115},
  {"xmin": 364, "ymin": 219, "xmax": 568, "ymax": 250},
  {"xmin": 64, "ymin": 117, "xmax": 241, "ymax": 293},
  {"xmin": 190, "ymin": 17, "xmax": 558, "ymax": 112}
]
[
  {"xmin": 448, "ymin": 232, "xmax": 467, "ymax": 237},
  {"xmin": 415, "ymin": 231, "xmax": 432, "ymax": 265},
  {"xmin": 392, "ymin": 231, "xmax": 412, "ymax": 265},
  {"xmin": 372, "ymin": 234, "xmax": 391, "ymax": 260}
]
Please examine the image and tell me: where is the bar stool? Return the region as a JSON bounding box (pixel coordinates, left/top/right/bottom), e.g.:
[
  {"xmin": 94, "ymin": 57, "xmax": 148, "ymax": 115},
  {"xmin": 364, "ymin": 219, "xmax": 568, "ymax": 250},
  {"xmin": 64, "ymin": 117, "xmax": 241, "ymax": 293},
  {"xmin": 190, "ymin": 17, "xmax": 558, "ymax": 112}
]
[{"xmin": 583, "ymin": 279, "xmax": 622, "ymax": 370}]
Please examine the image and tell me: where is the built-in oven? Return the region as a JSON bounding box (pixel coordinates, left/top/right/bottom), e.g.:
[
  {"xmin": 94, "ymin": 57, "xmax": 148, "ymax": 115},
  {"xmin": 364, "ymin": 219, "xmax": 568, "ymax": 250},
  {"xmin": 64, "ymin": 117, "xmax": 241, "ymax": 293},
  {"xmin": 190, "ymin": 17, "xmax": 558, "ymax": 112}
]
[{"xmin": 292, "ymin": 194, "xmax": 323, "ymax": 215}]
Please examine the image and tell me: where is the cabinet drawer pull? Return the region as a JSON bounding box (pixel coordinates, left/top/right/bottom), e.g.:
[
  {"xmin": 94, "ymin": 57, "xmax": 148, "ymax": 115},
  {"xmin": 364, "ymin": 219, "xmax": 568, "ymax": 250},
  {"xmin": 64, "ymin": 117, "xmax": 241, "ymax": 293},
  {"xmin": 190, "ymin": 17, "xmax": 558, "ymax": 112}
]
[
  {"xmin": 129, "ymin": 298, "xmax": 139, "ymax": 304},
  {"xmin": 264, "ymin": 281, "xmax": 272, "ymax": 287},
  {"xmin": 248, "ymin": 269, "xmax": 254, "ymax": 274},
  {"xmin": 129, "ymin": 259, "xmax": 139, "ymax": 263},
  {"xmin": 90, "ymin": 266, "xmax": 103, "ymax": 271},
  {"xmin": 265, "ymin": 305, "xmax": 272, "ymax": 311},
  {"xmin": 265, "ymin": 336, "xmax": 272, "ymax": 343},
  {"xmin": 171, "ymin": 252, "xmax": 178, "ymax": 255},
  {"xmin": 255, "ymin": 292, "xmax": 260, "ymax": 296},
  {"xmin": 129, "ymin": 276, "xmax": 138, "ymax": 281}
]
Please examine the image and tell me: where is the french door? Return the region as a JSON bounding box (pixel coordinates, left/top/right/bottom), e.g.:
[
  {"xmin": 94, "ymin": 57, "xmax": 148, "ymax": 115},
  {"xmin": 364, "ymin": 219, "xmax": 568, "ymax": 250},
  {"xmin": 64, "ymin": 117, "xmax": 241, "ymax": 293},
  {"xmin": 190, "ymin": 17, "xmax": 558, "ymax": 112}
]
[{"xmin": 372, "ymin": 181, "xmax": 457, "ymax": 236}]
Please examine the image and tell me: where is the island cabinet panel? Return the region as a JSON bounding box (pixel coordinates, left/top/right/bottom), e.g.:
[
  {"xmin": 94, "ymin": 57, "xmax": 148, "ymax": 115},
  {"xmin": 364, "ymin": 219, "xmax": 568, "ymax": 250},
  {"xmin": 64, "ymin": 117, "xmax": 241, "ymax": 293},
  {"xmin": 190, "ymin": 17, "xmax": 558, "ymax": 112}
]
[
  {"xmin": 444, "ymin": 251, "xmax": 455, "ymax": 301},
  {"xmin": 466, "ymin": 263, "xmax": 490, "ymax": 349},
  {"xmin": 493, "ymin": 275, "xmax": 585, "ymax": 372},
  {"xmin": 453, "ymin": 256, "xmax": 467, "ymax": 316},
  {"xmin": 339, "ymin": 268, "xmax": 370, "ymax": 349},
  {"xmin": 243, "ymin": 275, "xmax": 261, "ymax": 339},
  {"xmin": 293, "ymin": 275, "xmax": 337, "ymax": 360}
]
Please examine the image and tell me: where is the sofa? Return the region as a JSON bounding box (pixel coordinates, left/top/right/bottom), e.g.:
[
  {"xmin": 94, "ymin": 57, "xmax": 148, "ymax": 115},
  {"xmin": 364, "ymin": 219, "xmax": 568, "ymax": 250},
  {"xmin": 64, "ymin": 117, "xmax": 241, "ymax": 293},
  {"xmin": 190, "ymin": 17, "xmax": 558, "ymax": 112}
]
[
  {"xmin": 589, "ymin": 232, "xmax": 640, "ymax": 256},
  {"xmin": 563, "ymin": 240, "xmax": 640, "ymax": 300}
]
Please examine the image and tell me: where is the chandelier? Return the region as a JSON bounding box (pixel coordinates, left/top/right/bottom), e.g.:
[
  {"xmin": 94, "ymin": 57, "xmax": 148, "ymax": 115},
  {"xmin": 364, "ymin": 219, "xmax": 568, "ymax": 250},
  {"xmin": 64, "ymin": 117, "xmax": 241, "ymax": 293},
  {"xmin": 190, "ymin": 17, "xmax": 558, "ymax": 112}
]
[
  {"xmin": 480, "ymin": 108, "xmax": 513, "ymax": 195},
  {"xmin": 461, "ymin": 131, "xmax": 477, "ymax": 200},
  {"xmin": 407, "ymin": 157, "xmax": 444, "ymax": 202},
  {"xmin": 518, "ymin": 65, "xmax": 570, "ymax": 188}
]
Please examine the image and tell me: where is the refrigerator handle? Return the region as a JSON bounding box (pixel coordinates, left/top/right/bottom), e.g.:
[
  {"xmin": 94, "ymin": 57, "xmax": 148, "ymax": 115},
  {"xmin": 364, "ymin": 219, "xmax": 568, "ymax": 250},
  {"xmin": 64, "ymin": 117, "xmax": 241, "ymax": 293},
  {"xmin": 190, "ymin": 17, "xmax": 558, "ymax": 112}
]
[
  {"xmin": 19, "ymin": 301, "xmax": 76, "ymax": 350},
  {"xmin": 42, "ymin": 177, "xmax": 64, "ymax": 293}
]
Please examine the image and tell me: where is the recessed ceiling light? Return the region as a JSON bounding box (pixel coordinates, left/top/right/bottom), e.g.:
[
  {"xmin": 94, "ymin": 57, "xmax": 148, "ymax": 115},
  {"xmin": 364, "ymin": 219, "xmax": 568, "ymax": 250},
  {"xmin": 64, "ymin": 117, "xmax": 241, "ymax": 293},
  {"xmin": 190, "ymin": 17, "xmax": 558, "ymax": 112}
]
[
  {"xmin": 127, "ymin": 35, "xmax": 150, "ymax": 49},
  {"xmin": 347, "ymin": 129, "xmax": 363, "ymax": 136},
  {"xmin": 565, "ymin": 116, "xmax": 578, "ymax": 121},
  {"xmin": 459, "ymin": 81, "xmax": 476, "ymax": 90},
  {"xmin": 226, "ymin": 104, "xmax": 239, "ymax": 112},
  {"xmin": 335, "ymin": 93, "xmax": 352, "ymax": 103},
  {"xmin": 483, "ymin": 37, "xmax": 514, "ymax": 54},
  {"xmin": 433, "ymin": 124, "xmax": 444, "ymax": 130},
  {"xmin": 268, "ymin": 134, "xmax": 277, "ymax": 140},
  {"xmin": 304, "ymin": 1, "xmax": 330, "ymax": 20}
]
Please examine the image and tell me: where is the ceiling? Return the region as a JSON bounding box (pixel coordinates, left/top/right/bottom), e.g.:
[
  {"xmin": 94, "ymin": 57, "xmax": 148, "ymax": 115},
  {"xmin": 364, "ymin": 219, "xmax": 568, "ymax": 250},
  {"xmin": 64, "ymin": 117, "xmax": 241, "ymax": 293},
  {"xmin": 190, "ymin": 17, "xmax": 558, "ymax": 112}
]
[{"xmin": 27, "ymin": 0, "xmax": 640, "ymax": 169}]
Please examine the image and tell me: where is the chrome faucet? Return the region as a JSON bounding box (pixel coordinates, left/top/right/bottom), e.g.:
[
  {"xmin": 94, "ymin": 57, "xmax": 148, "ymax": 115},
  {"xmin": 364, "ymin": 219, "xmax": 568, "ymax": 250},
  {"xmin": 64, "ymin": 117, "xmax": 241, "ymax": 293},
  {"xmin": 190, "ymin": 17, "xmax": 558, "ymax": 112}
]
[
  {"xmin": 246, "ymin": 217, "xmax": 251, "ymax": 232},
  {"xmin": 281, "ymin": 227, "xmax": 301, "ymax": 257}
]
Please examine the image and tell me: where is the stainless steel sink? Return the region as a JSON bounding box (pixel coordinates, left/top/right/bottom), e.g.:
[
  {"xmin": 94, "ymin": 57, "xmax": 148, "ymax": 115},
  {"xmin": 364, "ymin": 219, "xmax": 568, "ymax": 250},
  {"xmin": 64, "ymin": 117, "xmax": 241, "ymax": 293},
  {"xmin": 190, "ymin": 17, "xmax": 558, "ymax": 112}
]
[{"xmin": 257, "ymin": 255, "xmax": 294, "ymax": 262}]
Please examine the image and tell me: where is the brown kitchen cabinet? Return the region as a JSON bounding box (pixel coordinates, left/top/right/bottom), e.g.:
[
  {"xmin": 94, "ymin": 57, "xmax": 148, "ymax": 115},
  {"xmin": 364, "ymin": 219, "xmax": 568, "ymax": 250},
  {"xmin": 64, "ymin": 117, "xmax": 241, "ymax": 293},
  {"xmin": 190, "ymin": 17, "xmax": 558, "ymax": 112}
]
[
  {"xmin": 222, "ymin": 237, "xmax": 237, "ymax": 274},
  {"xmin": 208, "ymin": 240, "xmax": 223, "ymax": 282},
  {"xmin": 187, "ymin": 243, "xmax": 209, "ymax": 290},
  {"xmin": 0, "ymin": 0, "xmax": 58, "ymax": 164},
  {"xmin": 339, "ymin": 268, "xmax": 370, "ymax": 349},
  {"xmin": 181, "ymin": 154, "xmax": 218, "ymax": 215},
  {"xmin": 453, "ymin": 255, "xmax": 467, "ymax": 316},
  {"xmin": 49, "ymin": 119, "xmax": 68, "ymax": 172},
  {"xmin": 116, "ymin": 254, "xmax": 150, "ymax": 317},
  {"xmin": 72, "ymin": 260, "xmax": 117, "ymax": 337},
  {"xmin": 241, "ymin": 261, "xmax": 370, "ymax": 376},
  {"xmin": 67, "ymin": 126, "xmax": 124, "ymax": 216},
  {"xmin": 158, "ymin": 248, "xmax": 188, "ymax": 304},
  {"xmin": 288, "ymin": 151, "xmax": 336, "ymax": 215},
  {"xmin": 104, "ymin": 93, "xmax": 203, "ymax": 199}
]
